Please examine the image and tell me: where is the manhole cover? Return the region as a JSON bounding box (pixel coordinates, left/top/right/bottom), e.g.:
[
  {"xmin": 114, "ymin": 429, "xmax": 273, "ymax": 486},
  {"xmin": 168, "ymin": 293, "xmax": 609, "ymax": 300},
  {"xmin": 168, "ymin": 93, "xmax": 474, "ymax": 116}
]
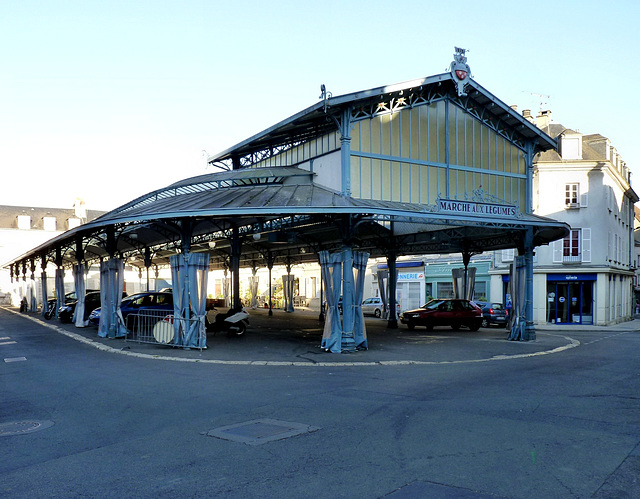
[
  {"xmin": 0, "ymin": 420, "xmax": 54, "ymax": 436},
  {"xmin": 205, "ymin": 418, "xmax": 320, "ymax": 445}
]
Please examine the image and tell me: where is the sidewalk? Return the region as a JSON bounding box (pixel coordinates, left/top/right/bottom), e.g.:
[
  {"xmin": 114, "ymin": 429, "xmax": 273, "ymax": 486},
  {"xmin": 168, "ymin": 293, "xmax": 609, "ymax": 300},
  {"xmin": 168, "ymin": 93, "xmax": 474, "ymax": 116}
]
[{"xmin": 536, "ymin": 317, "xmax": 640, "ymax": 332}]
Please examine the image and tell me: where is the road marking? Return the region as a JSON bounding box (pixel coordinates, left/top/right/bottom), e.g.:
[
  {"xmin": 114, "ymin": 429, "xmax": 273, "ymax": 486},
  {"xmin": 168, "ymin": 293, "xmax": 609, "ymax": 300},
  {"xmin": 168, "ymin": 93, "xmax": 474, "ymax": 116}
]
[
  {"xmin": 4, "ymin": 357, "xmax": 27, "ymax": 363},
  {"xmin": 0, "ymin": 341, "xmax": 17, "ymax": 346},
  {"xmin": 0, "ymin": 336, "xmax": 10, "ymax": 340}
]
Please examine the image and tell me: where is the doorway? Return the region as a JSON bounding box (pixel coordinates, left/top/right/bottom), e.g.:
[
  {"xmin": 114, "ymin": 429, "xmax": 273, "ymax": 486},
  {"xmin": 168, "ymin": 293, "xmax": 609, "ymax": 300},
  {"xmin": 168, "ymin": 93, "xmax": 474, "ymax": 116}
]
[{"xmin": 547, "ymin": 280, "xmax": 593, "ymax": 324}]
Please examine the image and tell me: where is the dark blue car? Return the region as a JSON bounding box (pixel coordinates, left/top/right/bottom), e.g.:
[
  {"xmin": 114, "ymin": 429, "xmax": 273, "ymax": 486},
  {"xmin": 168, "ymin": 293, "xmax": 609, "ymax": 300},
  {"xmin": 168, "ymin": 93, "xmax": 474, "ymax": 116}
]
[
  {"xmin": 89, "ymin": 291, "xmax": 174, "ymax": 328},
  {"xmin": 478, "ymin": 302, "xmax": 508, "ymax": 328}
]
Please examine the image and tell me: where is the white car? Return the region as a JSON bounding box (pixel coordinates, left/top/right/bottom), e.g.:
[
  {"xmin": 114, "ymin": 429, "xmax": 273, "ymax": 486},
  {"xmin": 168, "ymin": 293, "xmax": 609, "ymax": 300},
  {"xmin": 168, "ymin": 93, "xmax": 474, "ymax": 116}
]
[{"xmin": 361, "ymin": 297, "xmax": 401, "ymax": 318}]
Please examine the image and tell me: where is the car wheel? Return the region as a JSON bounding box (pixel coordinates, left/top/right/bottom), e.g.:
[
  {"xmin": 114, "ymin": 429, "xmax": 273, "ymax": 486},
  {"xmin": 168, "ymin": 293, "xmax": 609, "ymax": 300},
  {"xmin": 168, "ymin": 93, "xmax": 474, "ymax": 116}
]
[
  {"xmin": 481, "ymin": 318, "xmax": 489, "ymax": 328},
  {"xmin": 468, "ymin": 321, "xmax": 481, "ymax": 332},
  {"xmin": 374, "ymin": 308, "xmax": 381, "ymax": 318},
  {"xmin": 406, "ymin": 321, "xmax": 415, "ymax": 330}
]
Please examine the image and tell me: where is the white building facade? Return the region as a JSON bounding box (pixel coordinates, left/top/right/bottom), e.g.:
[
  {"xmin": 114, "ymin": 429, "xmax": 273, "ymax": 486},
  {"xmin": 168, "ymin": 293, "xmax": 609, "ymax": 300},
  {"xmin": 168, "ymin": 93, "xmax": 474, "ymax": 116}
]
[{"xmin": 491, "ymin": 111, "xmax": 637, "ymax": 326}]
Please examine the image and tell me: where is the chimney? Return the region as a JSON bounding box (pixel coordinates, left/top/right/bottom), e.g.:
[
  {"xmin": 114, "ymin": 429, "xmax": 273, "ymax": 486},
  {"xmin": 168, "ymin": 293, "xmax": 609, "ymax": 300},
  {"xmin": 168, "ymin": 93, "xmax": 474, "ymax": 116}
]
[
  {"xmin": 536, "ymin": 109, "xmax": 552, "ymax": 130},
  {"xmin": 522, "ymin": 109, "xmax": 534, "ymax": 124}
]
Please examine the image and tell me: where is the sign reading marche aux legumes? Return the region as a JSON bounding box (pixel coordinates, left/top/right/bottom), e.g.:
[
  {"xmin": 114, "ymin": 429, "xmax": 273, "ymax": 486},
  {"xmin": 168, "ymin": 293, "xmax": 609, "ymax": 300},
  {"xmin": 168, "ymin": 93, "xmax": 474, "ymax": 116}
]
[{"xmin": 437, "ymin": 199, "xmax": 518, "ymax": 218}]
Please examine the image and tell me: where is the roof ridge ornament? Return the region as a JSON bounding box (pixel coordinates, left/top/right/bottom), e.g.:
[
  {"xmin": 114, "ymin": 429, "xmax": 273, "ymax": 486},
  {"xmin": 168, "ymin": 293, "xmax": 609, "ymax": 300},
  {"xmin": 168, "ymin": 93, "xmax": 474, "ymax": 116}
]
[
  {"xmin": 319, "ymin": 83, "xmax": 332, "ymax": 113},
  {"xmin": 450, "ymin": 47, "xmax": 472, "ymax": 97}
]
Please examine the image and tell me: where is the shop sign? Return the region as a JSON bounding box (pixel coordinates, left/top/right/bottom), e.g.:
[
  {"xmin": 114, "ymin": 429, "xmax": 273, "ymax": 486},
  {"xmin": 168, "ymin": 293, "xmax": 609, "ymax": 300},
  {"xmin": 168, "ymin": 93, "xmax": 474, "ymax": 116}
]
[
  {"xmin": 398, "ymin": 273, "xmax": 424, "ymax": 281},
  {"xmin": 437, "ymin": 199, "xmax": 517, "ymax": 218}
]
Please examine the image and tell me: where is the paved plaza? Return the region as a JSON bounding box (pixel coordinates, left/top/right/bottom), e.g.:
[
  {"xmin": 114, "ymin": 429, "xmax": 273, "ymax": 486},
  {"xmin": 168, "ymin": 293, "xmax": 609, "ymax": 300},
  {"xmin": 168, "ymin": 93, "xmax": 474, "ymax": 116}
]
[{"xmin": 1, "ymin": 307, "xmax": 639, "ymax": 498}]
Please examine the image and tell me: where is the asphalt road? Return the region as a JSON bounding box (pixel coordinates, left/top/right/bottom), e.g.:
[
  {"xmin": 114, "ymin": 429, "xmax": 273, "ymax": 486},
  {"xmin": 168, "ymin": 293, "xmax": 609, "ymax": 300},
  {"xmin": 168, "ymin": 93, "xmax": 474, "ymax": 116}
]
[{"xmin": 1, "ymin": 307, "xmax": 639, "ymax": 498}]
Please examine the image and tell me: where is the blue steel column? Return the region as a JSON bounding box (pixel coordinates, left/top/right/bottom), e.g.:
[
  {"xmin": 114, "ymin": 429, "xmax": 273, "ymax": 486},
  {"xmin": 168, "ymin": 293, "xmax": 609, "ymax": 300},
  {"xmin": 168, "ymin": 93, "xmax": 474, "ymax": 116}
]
[
  {"xmin": 524, "ymin": 142, "xmax": 536, "ymax": 340},
  {"xmin": 341, "ymin": 247, "xmax": 356, "ymax": 351},
  {"xmin": 230, "ymin": 227, "xmax": 242, "ymax": 311},
  {"xmin": 266, "ymin": 252, "xmax": 274, "ymax": 317},
  {"xmin": 340, "ymin": 107, "xmax": 352, "ymax": 196},
  {"xmin": 40, "ymin": 252, "xmax": 48, "ymax": 318},
  {"xmin": 387, "ymin": 248, "xmax": 398, "ymax": 329}
]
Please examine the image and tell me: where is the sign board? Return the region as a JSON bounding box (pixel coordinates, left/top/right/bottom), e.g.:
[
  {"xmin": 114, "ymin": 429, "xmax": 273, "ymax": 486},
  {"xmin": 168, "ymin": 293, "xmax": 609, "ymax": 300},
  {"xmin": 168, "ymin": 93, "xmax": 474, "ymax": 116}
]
[
  {"xmin": 398, "ymin": 273, "xmax": 424, "ymax": 281},
  {"xmin": 437, "ymin": 199, "xmax": 517, "ymax": 218}
]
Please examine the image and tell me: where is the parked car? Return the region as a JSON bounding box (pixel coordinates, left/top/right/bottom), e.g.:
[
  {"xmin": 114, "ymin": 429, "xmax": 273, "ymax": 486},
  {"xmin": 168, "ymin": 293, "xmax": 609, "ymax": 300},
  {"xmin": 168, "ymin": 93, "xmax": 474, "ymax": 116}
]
[
  {"xmin": 58, "ymin": 291, "xmax": 102, "ymax": 323},
  {"xmin": 44, "ymin": 290, "xmax": 99, "ymax": 319},
  {"xmin": 88, "ymin": 291, "xmax": 174, "ymax": 328},
  {"xmin": 400, "ymin": 299, "xmax": 482, "ymax": 331},
  {"xmin": 478, "ymin": 302, "xmax": 508, "ymax": 328},
  {"xmin": 361, "ymin": 297, "xmax": 401, "ymax": 318}
]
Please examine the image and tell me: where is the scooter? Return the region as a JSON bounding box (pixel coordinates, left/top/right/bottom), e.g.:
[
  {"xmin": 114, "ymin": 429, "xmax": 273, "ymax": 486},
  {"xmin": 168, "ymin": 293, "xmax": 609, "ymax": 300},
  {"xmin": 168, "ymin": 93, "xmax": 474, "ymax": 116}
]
[
  {"xmin": 206, "ymin": 307, "xmax": 249, "ymax": 337},
  {"xmin": 43, "ymin": 299, "xmax": 56, "ymax": 320}
]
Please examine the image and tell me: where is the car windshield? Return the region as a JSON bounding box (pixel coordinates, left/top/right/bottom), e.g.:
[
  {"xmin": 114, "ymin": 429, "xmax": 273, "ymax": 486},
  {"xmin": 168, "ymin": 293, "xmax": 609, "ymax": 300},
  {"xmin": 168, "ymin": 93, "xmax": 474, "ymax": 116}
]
[
  {"xmin": 490, "ymin": 303, "xmax": 504, "ymax": 310},
  {"xmin": 423, "ymin": 300, "xmax": 445, "ymax": 310}
]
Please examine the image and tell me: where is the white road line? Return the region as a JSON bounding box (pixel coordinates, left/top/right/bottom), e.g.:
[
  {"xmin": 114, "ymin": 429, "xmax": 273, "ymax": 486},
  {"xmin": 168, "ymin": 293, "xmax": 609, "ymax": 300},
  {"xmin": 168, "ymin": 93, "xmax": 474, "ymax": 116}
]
[
  {"xmin": 0, "ymin": 341, "xmax": 17, "ymax": 346},
  {"xmin": 4, "ymin": 357, "xmax": 27, "ymax": 363}
]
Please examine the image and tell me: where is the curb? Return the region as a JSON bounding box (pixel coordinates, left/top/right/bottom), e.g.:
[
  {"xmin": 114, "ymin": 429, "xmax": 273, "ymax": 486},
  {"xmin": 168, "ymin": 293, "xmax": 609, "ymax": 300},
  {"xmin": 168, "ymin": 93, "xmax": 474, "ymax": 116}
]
[{"xmin": 4, "ymin": 306, "xmax": 582, "ymax": 367}]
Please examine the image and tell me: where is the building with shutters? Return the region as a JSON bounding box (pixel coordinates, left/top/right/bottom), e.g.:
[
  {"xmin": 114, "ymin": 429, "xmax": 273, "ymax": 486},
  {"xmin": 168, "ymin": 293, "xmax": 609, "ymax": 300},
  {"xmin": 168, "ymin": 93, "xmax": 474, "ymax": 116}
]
[{"xmin": 490, "ymin": 110, "xmax": 638, "ymax": 325}]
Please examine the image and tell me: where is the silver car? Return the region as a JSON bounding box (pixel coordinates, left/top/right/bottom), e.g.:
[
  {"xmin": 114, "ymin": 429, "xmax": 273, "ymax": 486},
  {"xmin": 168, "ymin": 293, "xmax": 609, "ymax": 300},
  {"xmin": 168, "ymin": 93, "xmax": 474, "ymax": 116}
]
[{"xmin": 361, "ymin": 297, "xmax": 400, "ymax": 318}]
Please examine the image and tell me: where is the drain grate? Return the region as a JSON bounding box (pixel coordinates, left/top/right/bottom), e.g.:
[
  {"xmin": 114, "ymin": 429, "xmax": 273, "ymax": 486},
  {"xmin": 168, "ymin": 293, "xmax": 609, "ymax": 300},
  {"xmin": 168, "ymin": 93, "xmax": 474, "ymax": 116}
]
[
  {"xmin": 0, "ymin": 420, "xmax": 54, "ymax": 436},
  {"xmin": 205, "ymin": 418, "xmax": 320, "ymax": 445}
]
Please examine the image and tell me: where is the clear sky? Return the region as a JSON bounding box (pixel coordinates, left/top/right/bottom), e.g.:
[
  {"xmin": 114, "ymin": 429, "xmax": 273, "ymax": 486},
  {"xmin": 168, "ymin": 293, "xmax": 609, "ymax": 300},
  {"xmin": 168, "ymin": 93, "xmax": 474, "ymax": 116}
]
[{"xmin": 1, "ymin": 0, "xmax": 638, "ymax": 211}]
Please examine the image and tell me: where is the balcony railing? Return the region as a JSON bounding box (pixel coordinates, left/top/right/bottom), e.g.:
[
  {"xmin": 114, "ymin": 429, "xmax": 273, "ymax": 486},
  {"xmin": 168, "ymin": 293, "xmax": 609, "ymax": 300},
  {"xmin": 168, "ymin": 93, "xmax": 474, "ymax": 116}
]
[{"xmin": 562, "ymin": 254, "xmax": 581, "ymax": 263}]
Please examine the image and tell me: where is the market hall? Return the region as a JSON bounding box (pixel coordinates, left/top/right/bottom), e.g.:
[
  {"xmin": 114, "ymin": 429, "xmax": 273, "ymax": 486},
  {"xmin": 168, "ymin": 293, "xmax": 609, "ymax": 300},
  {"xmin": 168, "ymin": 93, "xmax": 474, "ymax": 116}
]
[{"xmin": 5, "ymin": 49, "xmax": 569, "ymax": 352}]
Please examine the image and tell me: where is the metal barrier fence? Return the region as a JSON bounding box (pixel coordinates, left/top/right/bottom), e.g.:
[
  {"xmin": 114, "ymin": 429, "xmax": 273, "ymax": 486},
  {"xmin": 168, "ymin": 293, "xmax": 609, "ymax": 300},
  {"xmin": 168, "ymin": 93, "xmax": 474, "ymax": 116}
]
[{"xmin": 125, "ymin": 310, "xmax": 206, "ymax": 350}]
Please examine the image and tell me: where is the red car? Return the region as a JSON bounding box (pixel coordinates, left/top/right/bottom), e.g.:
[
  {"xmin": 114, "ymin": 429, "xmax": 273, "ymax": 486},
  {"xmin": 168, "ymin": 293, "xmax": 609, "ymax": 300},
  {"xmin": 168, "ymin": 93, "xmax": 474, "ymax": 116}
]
[{"xmin": 400, "ymin": 299, "xmax": 482, "ymax": 331}]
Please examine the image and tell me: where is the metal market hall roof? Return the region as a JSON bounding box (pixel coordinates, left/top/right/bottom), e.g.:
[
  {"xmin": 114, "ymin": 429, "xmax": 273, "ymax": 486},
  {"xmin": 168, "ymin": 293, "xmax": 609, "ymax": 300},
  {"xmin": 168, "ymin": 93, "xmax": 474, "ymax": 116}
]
[{"xmin": 4, "ymin": 71, "xmax": 568, "ymax": 274}]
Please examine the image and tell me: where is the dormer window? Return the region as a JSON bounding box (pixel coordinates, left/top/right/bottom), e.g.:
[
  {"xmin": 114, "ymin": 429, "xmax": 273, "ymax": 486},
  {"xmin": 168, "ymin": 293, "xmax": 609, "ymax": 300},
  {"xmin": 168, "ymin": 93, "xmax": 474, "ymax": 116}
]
[
  {"xmin": 43, "ymin": 216, "xmax": 57, "ymax": 231},
  {"xmin": 68, "ymin": 217, "xmax": 81, "ymax": 229},
  {"xmin": 17, "ymin": 215, "xmax": 31, "ymax": 230},
  {"xmin": 560, "ymin": 132, "xmax": 582, "ymax": 160}
]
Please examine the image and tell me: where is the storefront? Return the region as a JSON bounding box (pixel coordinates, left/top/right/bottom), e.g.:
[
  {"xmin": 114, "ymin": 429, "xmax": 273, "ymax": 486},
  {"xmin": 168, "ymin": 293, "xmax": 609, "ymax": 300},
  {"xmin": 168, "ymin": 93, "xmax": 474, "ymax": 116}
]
[
  {"xmin": 425, "ymin": 259, "xmax": 492, "ymax": 302},
  {"xmin": 397, "ymin": 270, "xmax": 425, "ymax": 311},
  {"xmin": 545, "ymin": 273, "xmax": 595, "ymax": 325},
  {"xmin": 373, "ymin": 260, "xmax": 425, "ymax": 312}
]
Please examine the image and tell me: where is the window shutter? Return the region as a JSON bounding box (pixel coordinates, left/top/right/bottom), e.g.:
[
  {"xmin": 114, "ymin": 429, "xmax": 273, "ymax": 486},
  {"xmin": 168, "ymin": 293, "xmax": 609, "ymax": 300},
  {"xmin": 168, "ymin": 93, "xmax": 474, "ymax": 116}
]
[
  {"xmin": 581, "ymin": 228, "xmax": 591, "ymax": 262},
  {"xmin": 580, "ymin": 192, "xmax": 588, "ymax": 207},
  {"xmin": 553, "ymin": 239, "xmax": 563, "ymax": 263}
]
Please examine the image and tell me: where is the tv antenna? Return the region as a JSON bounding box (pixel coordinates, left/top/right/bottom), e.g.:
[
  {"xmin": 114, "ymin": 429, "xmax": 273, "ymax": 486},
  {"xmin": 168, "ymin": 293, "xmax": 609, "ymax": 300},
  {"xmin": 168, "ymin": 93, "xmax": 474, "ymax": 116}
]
[{"xmin": 527, "ymin": 91, "xmax": 551, "ymax": 113}]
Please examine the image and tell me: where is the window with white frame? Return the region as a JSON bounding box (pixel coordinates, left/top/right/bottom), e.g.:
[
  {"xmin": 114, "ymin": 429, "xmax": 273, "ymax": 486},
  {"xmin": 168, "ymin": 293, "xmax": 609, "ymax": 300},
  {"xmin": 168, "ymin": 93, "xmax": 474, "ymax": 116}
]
[
  {"xmin": 553, "ymin": 228, "xmax": 591, "ymax": 263},
  {"xmin": 564, "ymin": 229, "xmax": 580, "ymax": 257},
  {"xmin": 565, "ymin": 183, "xmax": 579, "ymax": 206},
  {"xmin": 501, "ymin": 248, "xmax": 515, "ymax": 262}
]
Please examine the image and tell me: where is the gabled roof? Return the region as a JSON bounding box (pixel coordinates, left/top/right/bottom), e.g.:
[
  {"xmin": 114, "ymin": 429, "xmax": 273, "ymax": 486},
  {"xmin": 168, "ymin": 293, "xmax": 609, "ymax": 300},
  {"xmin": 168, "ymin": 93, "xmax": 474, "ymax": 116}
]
[
  {"xmin": 3, "ymin": 73, "xmax": 568, "ymax": 273},
  {"xmin": 208, "ymin": 73, "xmax": 557, "ymax": 169}
]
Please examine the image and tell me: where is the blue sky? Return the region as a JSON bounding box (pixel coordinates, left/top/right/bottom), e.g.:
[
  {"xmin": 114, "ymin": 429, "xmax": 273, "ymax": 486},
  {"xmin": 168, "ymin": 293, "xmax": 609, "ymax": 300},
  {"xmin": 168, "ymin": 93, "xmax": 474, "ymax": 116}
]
[{"xmin": 1, "ymin": 0, "xmax": 638, "ymax": 210}]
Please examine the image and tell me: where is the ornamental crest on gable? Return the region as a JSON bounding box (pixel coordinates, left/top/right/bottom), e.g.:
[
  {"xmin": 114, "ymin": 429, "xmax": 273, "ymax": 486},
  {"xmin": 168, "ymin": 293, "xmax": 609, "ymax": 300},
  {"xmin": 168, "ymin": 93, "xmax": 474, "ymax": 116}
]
[{"xmin": 450, "ymin": 47, "xmax": 472, "ymax": 96}]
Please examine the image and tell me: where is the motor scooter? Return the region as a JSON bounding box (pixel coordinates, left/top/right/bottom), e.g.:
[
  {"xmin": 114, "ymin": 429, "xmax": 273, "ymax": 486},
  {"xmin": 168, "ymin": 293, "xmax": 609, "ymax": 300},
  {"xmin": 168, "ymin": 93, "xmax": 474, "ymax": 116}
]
[
  {"xmin": 43, "ymin": 299, "xmax": 56, "ymax": 319},
  {"xmin": 206, "ymin": 307, "xmax": 249, "ymax": 337}
]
